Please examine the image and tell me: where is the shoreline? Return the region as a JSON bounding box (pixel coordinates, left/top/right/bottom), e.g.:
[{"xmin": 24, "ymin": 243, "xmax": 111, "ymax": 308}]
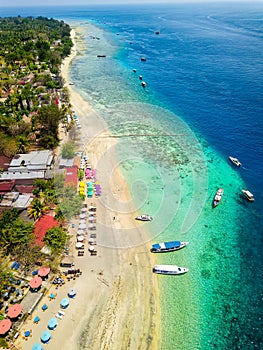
[{"xmin": 17, "ymin": 27, "xmax": 159, "ymax": 350}]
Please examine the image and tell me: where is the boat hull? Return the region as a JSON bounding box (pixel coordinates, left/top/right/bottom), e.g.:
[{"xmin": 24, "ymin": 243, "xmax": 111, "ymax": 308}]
[
  {"xmin": 151, "ymin": 242, "xmax": 188, "ymax": 253},
  {"xmin": 153, "ymin": 265, "xmax": 189, "ymax": 275}
]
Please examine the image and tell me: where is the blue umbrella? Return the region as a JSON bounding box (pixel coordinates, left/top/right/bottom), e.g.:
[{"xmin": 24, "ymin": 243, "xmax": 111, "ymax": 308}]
[
  {"xmin": 41, "ymin": 330, "xmax": 51, "ymax": 343},
  {"xmin": 50, "ymin": 293, "xmax": 55, "ymax": 299},
  {"xmin": 68, "ymin": 288, "xmax": 77, "ymax": 298},
  {"xmin": 47, "ymin": 317, "xmax": 58, "ymax": 330},
  {"xmin": 41, "ymin": 304, "xmax": 48, "ymax": 311},
  {"xmin": 60, "ymin": 297, "xmax": 69, "ymax": 308},
  {"xmin": 32, "ymin": 343, "xmax": 43, "ymax": 350},
  {"xmin": 34, "ymin": 316, "xmax": 40, "ymax": 323},
  {"xmin": 24, "ymin": 330, "xmax": 31, "ymax": 337}
]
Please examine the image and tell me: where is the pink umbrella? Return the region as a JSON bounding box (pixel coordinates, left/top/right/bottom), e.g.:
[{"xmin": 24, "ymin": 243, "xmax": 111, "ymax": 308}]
[
  {"xmin": 8, "ymin": 304, "xmax": 23, "ymax": 319},
  {"xmin": 0, "ymin": 319, "xmax": 12, "ymax": 335},
  {"xmin": 30, "ymin": 276, "xmax": 43, "ymax": 289},
  {"xmin": 38, "ymin": 267, "xmax": 50, "ymax": 277}
]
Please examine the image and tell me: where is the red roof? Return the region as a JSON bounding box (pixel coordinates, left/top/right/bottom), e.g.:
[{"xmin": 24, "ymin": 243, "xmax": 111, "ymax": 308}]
[
  {"xmin": 15, "ymin": 185, "xmax": 35, "ymax": 194},
  {"xmin": 34, "ymin": 215, "xmax": 59, "ymax": 247},
  {"xmin": 0, "ymin": 180, "xmax": 15, "ymax": 193},
  {"xmin": 65, "ymin": 166, "xmax": 78, "ymax": 188},
  {"xmin": 0, "ymin": 155, "xmax": 11, "ymax": 171}
]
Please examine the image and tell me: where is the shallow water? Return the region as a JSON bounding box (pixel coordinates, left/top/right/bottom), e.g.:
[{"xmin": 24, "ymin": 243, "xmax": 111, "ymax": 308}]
[{"xmin": 2, "ymin": 3, "xmax": 262, "ymax": 349}]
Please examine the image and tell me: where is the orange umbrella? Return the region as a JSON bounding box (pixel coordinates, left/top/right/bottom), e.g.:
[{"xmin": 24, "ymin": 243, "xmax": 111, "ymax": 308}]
[
  {"xmin": 38, "ymin": 267, "xmax": 50, "ymax": 277},
  {"xmin": 30, "ymin": 276, "xmax": 43, "ymax": 289},
  {"xmin": 0, "ymin": 319, "xmax": 12, "ymax": 335},
  {"xmin": 8, "ymin": 304, "xmax": 23, "ymax": 319}
]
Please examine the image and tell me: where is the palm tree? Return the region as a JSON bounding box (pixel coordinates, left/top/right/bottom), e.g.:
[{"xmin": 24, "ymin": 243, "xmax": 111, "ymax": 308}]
[{"xmin": 28, "ymin": 198, "xmax": 48, "ymax": 221}]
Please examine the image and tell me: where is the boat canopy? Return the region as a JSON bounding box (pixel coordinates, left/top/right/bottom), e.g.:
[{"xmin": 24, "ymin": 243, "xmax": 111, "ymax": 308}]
[{"xmin": 152, "ymin": 241, "xmax": 181, "ymax": 250}]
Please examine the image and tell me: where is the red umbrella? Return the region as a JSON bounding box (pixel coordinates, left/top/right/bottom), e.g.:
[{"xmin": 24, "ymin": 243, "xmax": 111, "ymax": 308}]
[
  {"xmin": 29, "ymin": 276, "xmax": 42, "ymax": 289},
  {"xmin": 38, "ymin": 266, "xmax": 50, "ymax": 277},
  {"xmin": 0, "ymin": 319, "xmax": 12, "ymax": 335},
  {"xmin": 8, "ymin": 304, "xmax": 23, "ymax": 319}
]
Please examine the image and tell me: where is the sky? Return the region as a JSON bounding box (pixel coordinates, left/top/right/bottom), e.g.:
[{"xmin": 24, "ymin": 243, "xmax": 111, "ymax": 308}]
[{"xmin": 0, "ymin": 0, "xmax": 260, "ymax": 7}]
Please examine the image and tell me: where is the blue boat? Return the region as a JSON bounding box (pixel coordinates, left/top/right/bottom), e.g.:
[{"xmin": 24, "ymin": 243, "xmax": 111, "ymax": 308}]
[{"xmin": 151, "ymin": 241, "xmax": 189, "ymax": 253}]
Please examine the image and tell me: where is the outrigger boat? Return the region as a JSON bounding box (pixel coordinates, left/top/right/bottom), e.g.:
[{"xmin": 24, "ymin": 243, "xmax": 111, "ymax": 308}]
[
  {"xmin": 153, "ymin": 265, "xmax": 189, "ymax": 275},
  {"xmin": 135, "ymin": 214, "xmax": 153, "ymax": 221},
  {"xmin": 213, "ymin": 188, "xmax": 224, "ymax": 208},
  {"xmin": 229, "ymin": 156, "xmax": 242, "ymax": 167},
  {"xmin": 242, "ymin": 189, "xmax": 255, "ymax": 202},
  {"xmin": 151, "ymin": 241, "xmax": 189, "ymax": 253}
]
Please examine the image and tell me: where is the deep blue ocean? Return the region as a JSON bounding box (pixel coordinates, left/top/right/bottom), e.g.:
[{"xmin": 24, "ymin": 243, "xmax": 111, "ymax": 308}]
[{"xmin": 1, "ymin": 2, "xmax": 262, "ymax": 349}]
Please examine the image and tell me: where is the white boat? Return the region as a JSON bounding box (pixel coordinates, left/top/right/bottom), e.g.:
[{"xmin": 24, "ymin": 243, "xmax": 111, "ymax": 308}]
[
  {"xmin": 242, "ymin": 189, "xmax": 254, "ymax": 202},
  {"xmin": 229, "ymin": 156, "xmax": 242, "ymax": 167},
  {"xmin": 153, "ymin": 265, "xmax": 189, "ymax": 275},
  {"xmin": 213, "ymin": 188, "xmax": 224, "ymax": 208},
  {"xmin": 135, "ymin": 214, "xmax": 153, "ymax": 221},
  {"xmin": 151, "ymin": 241, "xmax": 189, "ymax": 253},
  {"xmin": 141, "ymin": 81, "xmax": 147, "ymax": 88}
]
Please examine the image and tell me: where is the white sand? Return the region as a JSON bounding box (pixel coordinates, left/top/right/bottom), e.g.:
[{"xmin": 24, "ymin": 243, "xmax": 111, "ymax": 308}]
[{"xmin": 16, "ymin": 29, "xmax": 158, "ymax": 350}]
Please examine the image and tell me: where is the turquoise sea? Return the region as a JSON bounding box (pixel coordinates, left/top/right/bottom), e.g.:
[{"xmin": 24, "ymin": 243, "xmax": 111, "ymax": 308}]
[{"xmin": 1, "ymin": 3, "xmax": 262, "ymax": 349}]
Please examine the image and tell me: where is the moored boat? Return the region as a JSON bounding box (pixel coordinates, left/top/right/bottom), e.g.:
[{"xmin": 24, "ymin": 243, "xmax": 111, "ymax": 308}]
[
  {"xmin": 213, "ymin": 188, "xmax": 224, "ymax": 208},
  {"xmin": 229, "ymin": 156, "xmax": 242, "ymax": 167},
  {"xmin": 242, "ymin": 189, "xmax": 254, "ymax": 202},
  {"xmin": 153, "ymin": 264, "xmax": 189, "ymax": 275},
  {"xmin": 141, "ymin": 81, "xmax": 147, "ymax": 88},
  {"xmin": 135, "ymin": 214, "xmax": 152, "ymax": 221},
  {"xmin": 151, "ymin": 241, "xmax": 189, "ymax": 253}
]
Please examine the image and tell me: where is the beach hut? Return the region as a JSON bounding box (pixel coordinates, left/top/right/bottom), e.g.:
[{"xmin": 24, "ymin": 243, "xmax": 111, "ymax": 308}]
[
  {"xmin": 47, "ymin": 317, "xmax": 58, "ymax": 330},
  {"xmin": 32, "ymin": 343, "xmax": 44, "ymax": 350},
  {"xmin": 68, "ymin": 288, "xmax": 77, "ymax": 298},
  {"xmin": 0, "ymin": 319, "xmax": 12, "ymax": 335},
  {"xmin": 30, "ymin": 276, "xmax": 43, "ymax": 290},
  {"xmin": 60, "ymin": 298, "xmax": 69, "ymax": 309},
  {"xmin": 41, "ymin": 330, "xmax": 51, "ymax": 343},
  {"xmin": 8, "ymin": 303, "xmax": 23, "ymax": 319}
]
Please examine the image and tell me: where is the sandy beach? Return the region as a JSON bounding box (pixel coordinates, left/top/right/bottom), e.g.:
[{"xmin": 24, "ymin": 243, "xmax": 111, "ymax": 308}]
[{"xmin": 16, "ymin": 28, "xmax": 158, "ymax": 350}]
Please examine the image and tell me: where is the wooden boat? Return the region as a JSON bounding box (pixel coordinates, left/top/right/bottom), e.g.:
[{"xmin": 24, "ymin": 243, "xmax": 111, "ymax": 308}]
[
  {"xmin": 242, "ymin": 189, "xmax": 254, "ymax": 202},
  {"xmin": 229, "ymin": 156, "xmax": 242, "ymax": 167},
  {"xmin": 213, "ymin": 188, "xmax": 224, "ymax": 208},
  {"xmin": 151, "ymin": 241, "xmax": 189, "ymax": 253},
  {"xmin": 153, "ymin": 265, "xmax": 189, "ymax": 275}
]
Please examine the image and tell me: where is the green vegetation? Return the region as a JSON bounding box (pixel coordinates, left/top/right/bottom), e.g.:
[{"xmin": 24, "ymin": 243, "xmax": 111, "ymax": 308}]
[
  {"xmin": 0, "ymin": 16, "xmax": 73, "ymax": 155},
  {"xmin": 61, "ymin": 141, "xmax": 75, "ymax": 159},
  {"xmin": 44, "ymin": 226, "xmax": 68, "ymax": 254}
]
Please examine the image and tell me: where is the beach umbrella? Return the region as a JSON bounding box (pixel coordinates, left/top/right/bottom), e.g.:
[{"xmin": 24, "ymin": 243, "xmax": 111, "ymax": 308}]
[
  {"xmin": 8, "ymin": 303, "xmax": 23, "ymax": 319},
  {"xmin": 75, "ymin": 242, "xmax": 84, "ymax": 249},
  {"xmin": 30, "ymin": 276, "xmax": 42, "ymax": 289},
  {"xmin": 41, "ymin": 330, "xmax": 51, "ymax": 343},
  {"xmin": 47, "ymin": 317, "xmax": 58, "ymax": 330},
  {"xmin": 24, "ymin": 330, "xmax": 31, "ymax": 337},
  {"xmin": 41, "ymin": 304, "xmax": 48, "ymax": 311},
  {"xmin": 49, "ymin": 293, "xmax": 55, "ymax": 299},
  {"xmin": 88, "ymin": 246, "xmax": 95, "ymax": 252},
  {"xmin": 81, "ymin": 207, "xmax": 87, "ymax": 213},
  {"xmin": 0, "ymin": 319, "xmax": 12, "ymax": 335},
  {"xmin": 32, "ymin": 343, "xmax": 44, "ymax": 350},
  {"xmin": 79, "ymin": 213, "xmax": 86, "ymax": 219},
  {"xmin": 79, "ymin": 223, "xmax": 86, "ymax": 230},
  {"xmin": 79, "ymin": 219, "xmax": 86, "ymax": 224},
  {"xmin": 34, "ymin": 316, "xmax": 40, "ymax": 323},
  {"xmin": 68, "ymin": 288, "xmax": 77, "ymax": 298},
  {"xmin": 77, "ymin": 229, "xmax": 85, "ymax": 236},
  {"xmin": 77, "ymin": 235, "xmax": 85, "ymax": 242},
  {"xmin": 88, "ymin": 223, "xmax": 96, "ymax": 230},
  {"xmin": 38, "ymin": 267, "xmax": 50, "ymax": 277},
  {"xmin": 60, "ymin": 298, "xmax": 69, "ymax": 309}
]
